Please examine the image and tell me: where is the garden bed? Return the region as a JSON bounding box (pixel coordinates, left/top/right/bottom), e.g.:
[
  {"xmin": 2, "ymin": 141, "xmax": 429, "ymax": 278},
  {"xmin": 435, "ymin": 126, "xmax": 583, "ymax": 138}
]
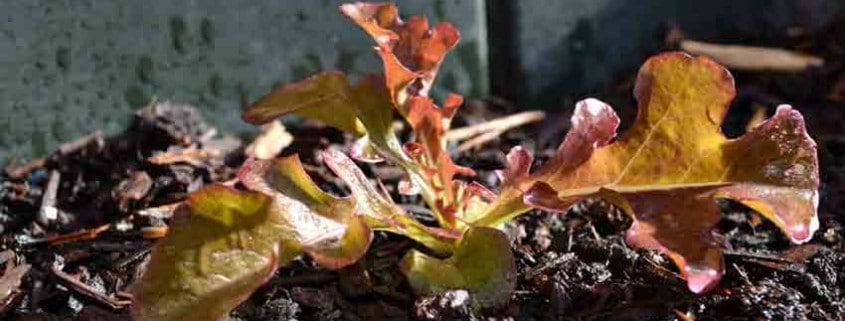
[{"xmin": 1, "ymin": 10, "xmax": 844, "ymax": 321}]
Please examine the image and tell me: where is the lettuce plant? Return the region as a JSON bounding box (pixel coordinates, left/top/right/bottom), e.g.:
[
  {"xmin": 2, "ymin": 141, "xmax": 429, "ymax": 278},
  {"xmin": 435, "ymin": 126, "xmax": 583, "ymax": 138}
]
[{"xmin": 131, "ymin": 3, "xmax": 819, "ymax": 321}]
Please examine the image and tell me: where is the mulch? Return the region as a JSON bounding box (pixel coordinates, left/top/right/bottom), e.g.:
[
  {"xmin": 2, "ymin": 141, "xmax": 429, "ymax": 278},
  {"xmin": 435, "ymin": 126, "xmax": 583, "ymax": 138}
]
[{"xmin": 2, "ymin": 15, "xmax": 845, "ymax": 321}]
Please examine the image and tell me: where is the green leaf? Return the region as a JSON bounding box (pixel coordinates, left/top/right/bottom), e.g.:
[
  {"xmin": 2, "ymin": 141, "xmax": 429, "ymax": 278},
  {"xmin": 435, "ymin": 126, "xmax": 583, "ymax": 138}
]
[
  {"xmin": 131, "ymin": 185, "xmax": 295, "ymax": 321},
  {"xmin": 400, "ymin": 227, "xmax": 516, "ymax": 308},
  {"xmin": 240, "ymin": 154, "xmax": 355, "ymax": 221},
  {"xmin": 238, "ymin": 155, "xmax": 372, "ymax": 269},
  {"xmin": 350, "ymin": 74, "xmax": 410, "ymax": 164},
  {"xmin": 321, "ymin": 149, "xmax": 459, "ymax": 257},
  {"xmin": 242, "ymin": 72, "xmax": 366, "ymax": 135}
]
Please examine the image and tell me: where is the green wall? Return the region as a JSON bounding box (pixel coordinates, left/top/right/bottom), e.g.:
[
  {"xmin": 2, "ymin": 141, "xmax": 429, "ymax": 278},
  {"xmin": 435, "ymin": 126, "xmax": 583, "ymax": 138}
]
[{"xmin": 0, "ymin": 0, "xmax": 487, "ymax": 161}]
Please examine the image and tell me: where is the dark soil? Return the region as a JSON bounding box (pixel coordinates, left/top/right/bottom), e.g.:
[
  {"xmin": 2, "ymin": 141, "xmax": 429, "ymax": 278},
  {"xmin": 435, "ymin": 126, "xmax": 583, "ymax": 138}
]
[{"xmin": 2, "ymin": 17, "xmax": 845, "ymax": 321}]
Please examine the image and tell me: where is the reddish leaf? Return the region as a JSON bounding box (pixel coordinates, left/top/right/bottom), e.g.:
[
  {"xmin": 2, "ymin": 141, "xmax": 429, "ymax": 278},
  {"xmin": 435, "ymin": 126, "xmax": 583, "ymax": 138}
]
[
  {"xmin": 131, "ymin": 185, "xmax": 294, "ymax": 321},
  {"xmin": 340, "ymin": 2, "xmax": 459, "ymax": 107},
  {"xmin": 404, "ymin": 96, "xmax": 479, "ymax": 227},
  {"xmin": 478, "ymin": 52, "xmax": 819, "ymax": 293},
  {"xmin": 497, "ymin": 146, "xmax": 533, "ymax": 188}
]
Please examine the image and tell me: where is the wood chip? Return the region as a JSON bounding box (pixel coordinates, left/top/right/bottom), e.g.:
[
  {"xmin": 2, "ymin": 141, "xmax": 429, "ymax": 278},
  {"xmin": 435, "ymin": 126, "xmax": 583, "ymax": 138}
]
[
  {"xmin": 0, "ymin": 250, "xmax": 29, "ymax": 304},
  {"xmin": 37, "ymin": 170, "xmax": 61, "ymax": 226},
  {"xmin": 147, "ymin": 147, "xmax": 221, "ymax": 166},
  {"xmin": 135, "ymin": 203, "xmax": 181, "ymax": 220},
  {"xmin": 141, "ymin": 226, "xmax": 168, "ymax": 239},
  {"xmin": 245, "ymin": 120, "xmax": 293, "ymax": 160},
  {"xmin": 114, "ymin": 171, "xmax": 153, "ymax": 201}
]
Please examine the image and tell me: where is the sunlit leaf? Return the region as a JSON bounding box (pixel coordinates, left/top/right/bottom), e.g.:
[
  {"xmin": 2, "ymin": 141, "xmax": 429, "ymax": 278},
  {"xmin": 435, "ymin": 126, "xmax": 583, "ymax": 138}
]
[
  {"xmin": 400, "ymin": 227, "xmax": 516, "ymax": 308},
  {"xmin": 242, "ymin": 72, "xmax": 366, "ymax": 135},
  {"xmin": 131, "ymin": 185, "xmax": 293, "ymax": 321},
  {"xmin": 350, "ymin": 74, "xmax": 410, "ymax": 163},
  {"xmin": 340, "ymin": 2, "xmax": 459, "ymax": 107},
  {"xmin": 238, "ymin": 156, "xmax": 371, "ymax": 269},
  {"xmin": 478, "ymin": 52, "xmax": 819, "ymax": 293},
  {"xmin": 243, "ymin": 70, "xmax": 412, "ymax": 166},
  {"xmin": 320, "ymin": 149, "xmax": 459, "ymax": 257}
]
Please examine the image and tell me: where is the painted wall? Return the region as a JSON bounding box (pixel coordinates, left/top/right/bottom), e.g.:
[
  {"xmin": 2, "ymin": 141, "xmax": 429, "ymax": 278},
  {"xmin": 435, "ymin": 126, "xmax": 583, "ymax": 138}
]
[
  {"xmin": 510, "ymin": 0, "xmax": 842, "ymax": 107},
  {"xmin": 2, "ymin": 0, "xmax": 842, "ymax": 162},
  {"xmin": 0, "ymin": 0, "xmax": 487, "ymax": 161}
]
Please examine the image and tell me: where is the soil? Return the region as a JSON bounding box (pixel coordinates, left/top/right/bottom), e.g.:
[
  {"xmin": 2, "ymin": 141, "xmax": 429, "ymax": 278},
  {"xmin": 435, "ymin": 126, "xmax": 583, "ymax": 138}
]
[{"xmin": 2, "ymin": 17, "xmax": 845, "ymax": 321}]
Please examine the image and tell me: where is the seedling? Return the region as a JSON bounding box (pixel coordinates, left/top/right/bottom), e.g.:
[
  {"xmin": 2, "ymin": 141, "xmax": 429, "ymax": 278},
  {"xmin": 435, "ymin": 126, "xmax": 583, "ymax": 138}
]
[{"xmin": 131, "ymin": 3, "xmax": 819, "ymax": 321}]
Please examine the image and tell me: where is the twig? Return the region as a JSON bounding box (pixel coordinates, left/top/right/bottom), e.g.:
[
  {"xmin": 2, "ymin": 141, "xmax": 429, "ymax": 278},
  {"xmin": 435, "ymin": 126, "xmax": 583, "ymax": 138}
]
[
  {"xmin": 444, "ymin": 110, "xmax": 546, "ymax": 141},
  {"xmin": 732, "ymin": 263, "xmax": 753, "ymax": 286},
  {"xmin": 47, "ymin": 224, "xmax": 111, "ymax": 245},
  {"xmin": 680, "ymin": 40, "xmax": 823, "ymax": 71},
  {"xmin": 3, "ymin": 158, "xmax": 46, "ymax": 180},
  {"xmin": 55, "ymin": 130, "xmax": 104, "ymax": 156},
  {"xmin": 723, "ymin": 249, "xmax": 793, "ymax": 263},
  {"xmin": 454, "ymin": 128, "xmax": 505, "ymax": 153},
  {"xmin": 51, "ymin": 267, "xmax": 131, "ymax": 310},
  {"xmin": 112, "ymin": 246, "xmax": 152, "ymax": 271}
]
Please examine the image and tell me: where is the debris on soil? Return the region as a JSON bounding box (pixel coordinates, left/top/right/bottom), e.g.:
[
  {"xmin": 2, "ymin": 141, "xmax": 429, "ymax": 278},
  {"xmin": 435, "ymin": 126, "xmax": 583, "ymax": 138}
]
[
  {"xmin": 415, "ymin": 290, "xmax": 477, "ymax": 321},
  {"xmin": 244, "ymin": 120, "xmax": 293, "ymax": 160}
]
